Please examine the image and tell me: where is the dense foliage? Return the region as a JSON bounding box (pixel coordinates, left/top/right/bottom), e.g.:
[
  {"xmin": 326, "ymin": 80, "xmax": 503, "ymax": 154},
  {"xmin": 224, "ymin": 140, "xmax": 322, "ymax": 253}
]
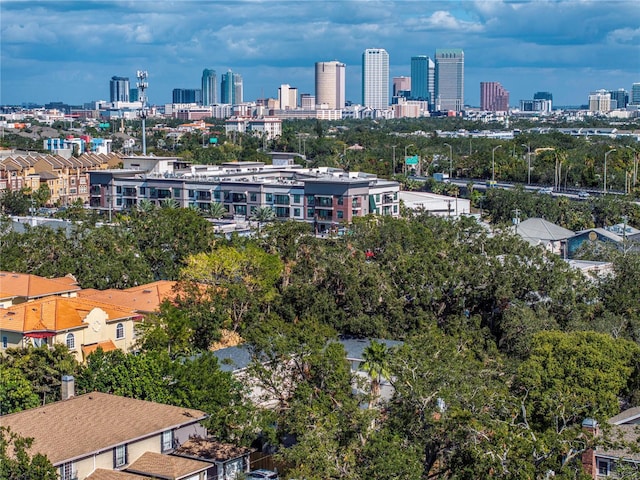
[{"xmin": 2, "ymin": 197, "xmax": 640, "ymax": 478}]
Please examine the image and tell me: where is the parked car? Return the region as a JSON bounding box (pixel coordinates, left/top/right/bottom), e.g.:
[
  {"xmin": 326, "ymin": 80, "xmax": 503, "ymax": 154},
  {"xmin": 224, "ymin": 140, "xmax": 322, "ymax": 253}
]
[
  {"xmin": 247, "ymin": 470, "xmax": 279, "ymax": 480},
  {"xmin": 578, "ymin": 191, "xmax": 591, "ymax": 199},
  {"xmin": 538, "ymin": 187, "xmax": 553, "ymax": 195}
]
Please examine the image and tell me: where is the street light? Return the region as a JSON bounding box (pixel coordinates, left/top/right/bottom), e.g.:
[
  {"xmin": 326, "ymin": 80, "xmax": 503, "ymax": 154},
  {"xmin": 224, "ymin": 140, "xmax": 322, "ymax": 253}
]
[
  {"xmin": 443, "ymin": 143, "xmax": 453, "ymax": 179},
  {"xmin": 604, "ymin": 148, "xmax": 616, "ymax": 194},
  {"xmin": 625, "ymin": 146, "xmax": 638, "ymax": 187},
  {"xmin": 492, "ymin": 145, "xmax": 502, "ymax": 183},
  {"xmin": 521, "ymin": 143, "xmax": 531, "ymax": 185}
]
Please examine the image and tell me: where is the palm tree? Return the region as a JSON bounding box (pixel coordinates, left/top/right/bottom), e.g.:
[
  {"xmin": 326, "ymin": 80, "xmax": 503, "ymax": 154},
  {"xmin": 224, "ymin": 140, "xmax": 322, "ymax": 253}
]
[
  {"xmin": 160, "ymin": 198, "xmax": 179, "ymax": 209},
  {"xmin": 207, "ymin": 201, "xmax": 226, "ymax": 219},
  {"xmin": 250, "ymin": 206, "xmax": 275, "ymax": 233},
  {"xmin": 137, "ymin": 199, "xmax": 156, "ymax": 214},
  {"xmin": 360, "ymin": 340, "xmax": 391, "ymax": 409}
]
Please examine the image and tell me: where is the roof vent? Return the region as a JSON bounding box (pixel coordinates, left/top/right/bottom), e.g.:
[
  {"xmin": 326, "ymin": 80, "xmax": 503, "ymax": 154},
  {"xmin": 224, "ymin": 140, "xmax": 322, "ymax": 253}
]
[{"xmin": 142, "ymin": 289, "xmax": 152, "ymax": 294}]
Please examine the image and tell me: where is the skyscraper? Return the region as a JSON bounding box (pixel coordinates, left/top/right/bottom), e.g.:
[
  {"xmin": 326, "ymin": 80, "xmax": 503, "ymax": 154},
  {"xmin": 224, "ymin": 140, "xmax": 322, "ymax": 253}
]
[
  {"xmin": 609, "ymin": 89, "xmax": 628, "ymax": 109},
  {"xmin": 362, "ymin": 49, "xmax": 389, "ymax": 109},
  {"xmin": 589, "ymin": 89, "xmax": 611, "ymax": 113},
  {"xmin": 411, "ymin": 55, "xmax": 435, "ymax": 108},
  {"xmin": 221, "ymin": 70, "xmax": 243, "ymax": 104},
  {"xmin": 315, "ymin": 61, "xmax": 346, "ymax": 109},
  {"xmin": 110, "ymin": 76, "xmax": 130, "ymax": 102},
  {"xmin": 435, "ymin": 49, "xmax": 464, "ymax": 112},
  {"xmin": 202, "ymin": 69, "xmax": 217, "ymax": 106},
  {"xmin": 630, "ymin": 83, "xmax": 640, "ymax": 105},
  {"xmin": 480, "ymin": 82, "xmax": 510, "ymax": 111},
  {"xmin": 278, "ymin": 84, "xmax": 298, "ymax": 110}
]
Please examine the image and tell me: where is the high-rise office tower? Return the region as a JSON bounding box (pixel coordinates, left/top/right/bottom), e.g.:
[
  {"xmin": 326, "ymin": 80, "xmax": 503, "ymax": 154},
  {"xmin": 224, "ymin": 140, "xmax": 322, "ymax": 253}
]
[
  {"xmin": 362, "ymin": 49, "xmax": 389, "ymax": 109},
  {"xmin": 300, "ymin": 94, "xmax": 316, "ymax": 109},
  {"xmin": 393, "ymin": 77, "xmax": 411, "ymax": 97},
  {"xmin": 110, "ymin": 76, "xmax": 130, "ymax": 102},
  {"xmin": 129, "ymin": 88, "xmax": 139, "ymax": 102},
  {"xmin": 278, "ymin": 84, "xmax": 298, "ymax": 110},
  {"xmin": 202, "ymin": 69, "xmax": 217, "ymax": 106},
  {"xmin": 480, "ymin": 82, "xmax": 510, "ymax": 111},
  {"xmin": 221, "ymin": 70, "xmax": 243, "ymax": 104},
  {"xmin": 630, "ymin": 83, "xmax": 640, "ymax": 105},
  {"xmin": 411, "ymin": 55, "xmax": 435, "ymax": 108},
  {"xmin": 435, "ymin": 49, "xmax": 464, "ymax": 112},
  {"xmin": 533, "ymin": 91, "xmax": 553, "ymax": 101},
  {"xmin": 172, "ymin": 89, "xmax": 202, "ymax": 104},
  {"xmin": 315, "ymin": 61, "xmax": 346, "ymax": 109},
  {"xmin": 609, "ymin": 89, "xmax": 628, "ymax": 109}
]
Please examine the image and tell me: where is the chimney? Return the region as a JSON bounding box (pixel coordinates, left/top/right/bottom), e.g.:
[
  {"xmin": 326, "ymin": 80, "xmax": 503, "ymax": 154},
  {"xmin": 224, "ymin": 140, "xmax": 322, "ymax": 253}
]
[
  {"xmin": 61, "ymin": 375, "xmax": 75, "ymax": 400},
  {"xmin": 581, "ymin": 418, "xmax": 598, "ymax": 480}
]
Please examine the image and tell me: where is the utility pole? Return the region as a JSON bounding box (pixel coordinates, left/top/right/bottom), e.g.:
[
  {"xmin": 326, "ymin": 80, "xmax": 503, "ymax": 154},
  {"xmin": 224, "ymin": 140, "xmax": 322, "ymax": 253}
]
[
  {"xmin": 512, "ymin": 208, "xmax": 521, "ymax": 235},
  {"xmin": 444, "ymin": 142, "xmax": 453, "ymax": 179},
  {"xmin": 522, "ymin": 143, "xmax": 531, "ymax": 185}
]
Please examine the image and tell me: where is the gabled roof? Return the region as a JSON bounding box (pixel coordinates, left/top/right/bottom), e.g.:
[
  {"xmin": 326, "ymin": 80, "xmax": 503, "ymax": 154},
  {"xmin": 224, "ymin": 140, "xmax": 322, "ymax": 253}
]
[
  {"xmin": 0, "ymin": 296, "xmax": 138, "ymax": 334},
  {"xmin": 82, "ymin": 340, "xmax": 118, "ymax": 357},
  {"xmin": 0, "ymin": 392, "xmax": 207, "ymax": 465},
  {"xmin": 173, "ymin": 436, "xmax": 253, "ymax": 462},
  {"xmin": 126, "ymin": 452, "xmax": 210, "ymax": 479},
  {"xmin": 0, "ymin": 271, "xmax": 80, "ymax": 299},
  {"xmin": 574, "ymin": 227, "xmax": 624, "ymax": 243},
  {"xmin": 596, "ymin": 424, "xmax": 640, "ymax": 462},
  {"xmin": 77, "ymin": 281, "xmax": 178, "ymax": 313},
  {"xmin": 87, "ymin": 469, "xmax": 147, "ymax": 480},
  {"xmin": 609, "ymin": 406, "xmax": 640, "ymax": 425},
  {"xmin": 514, "ymin": 218, "xmax": 574, "ymax": 242}
]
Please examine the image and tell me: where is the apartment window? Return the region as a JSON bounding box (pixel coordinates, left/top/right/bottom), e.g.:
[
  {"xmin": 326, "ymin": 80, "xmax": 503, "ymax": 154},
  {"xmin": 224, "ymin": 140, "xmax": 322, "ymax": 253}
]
[
  {"xmin": 59, "ymin": 462, "xmax": 76, "ymax": 480},
  {"xmin": 337, "ymin": 196, "xmax": 344, "ymax": 205},
  {"xmin": 293, "ymin": 208, "xmax": 301, "ymax": 217},
  {"xmin": 66, "ymin": 333, "xmax": 75, "ymax": 349},
  {"xmin": 139, "ymin": 187, "xmax": 146, "ymax": 195},
  {"xmin": 188, "ymin": 189, "xmax": 195, "ymax": 198},
  {"xmin": 114, "ymin": 444, "xmax": 128, "ymax": 468},
  {"xmin": 250, "ymin": 192, "xmax": 257, "ymax": 202},
  {"xmin": 2, "ymin": 336, "xmax": 7, "ymax": 348},
  {"xmin": 173, "ymin": 188, "xmax": 181, "ymax": 198},
  {"xmin": 214, "ymin": 190, "xmax": 221, "ymax": 200},
  {"xmin": 115, "ymin": 323, "xmax": 125, "ymax": 340},
  {"xmin": 265, "ymin": 193, "xmax": 273, "ymax": 202},
  {"xmin": 337, "ymin": 211, "xmax": 344, "ymax": 219},
  {"xmin": 161, "ymin": 430, "xmax": 174, "ymax": 452},
  {"xmin": 293, "ymin": 194, "xmax": 301, "ymax": 203}
]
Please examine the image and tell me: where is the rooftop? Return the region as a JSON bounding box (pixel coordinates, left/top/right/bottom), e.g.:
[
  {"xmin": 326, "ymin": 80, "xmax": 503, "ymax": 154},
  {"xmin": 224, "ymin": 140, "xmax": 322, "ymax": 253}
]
[
  {"xmin": 126, "ymin": 451, "xmax": 210, "ymax": 479},
  {"xmin": 1, "ymin": 392, "xmax": 207, "ymax": 465},
  {"xmin": 0, "ymin": 271, "xmax": 80, "ymax": 300}
]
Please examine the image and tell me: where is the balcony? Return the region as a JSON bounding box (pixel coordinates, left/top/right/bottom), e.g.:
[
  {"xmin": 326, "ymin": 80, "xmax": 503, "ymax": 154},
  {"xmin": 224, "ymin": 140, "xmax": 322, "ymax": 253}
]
[
  {"xmin": 274, "ymin": 195, "xmax": 289, "ymax": 205},
  {"xmin": 315, "ymin": 196, "xmax": 333, "ymax": 207},
  {"xmin": 123, "ymin": 188, "xmax": 137, "ymax": 197}
]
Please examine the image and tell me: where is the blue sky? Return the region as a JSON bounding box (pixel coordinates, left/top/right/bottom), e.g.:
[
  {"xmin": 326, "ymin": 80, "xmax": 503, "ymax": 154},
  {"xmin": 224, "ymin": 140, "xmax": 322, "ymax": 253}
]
[{"xmin": 1, "ymin": 0, "xmax": 638, "ymax": 107}]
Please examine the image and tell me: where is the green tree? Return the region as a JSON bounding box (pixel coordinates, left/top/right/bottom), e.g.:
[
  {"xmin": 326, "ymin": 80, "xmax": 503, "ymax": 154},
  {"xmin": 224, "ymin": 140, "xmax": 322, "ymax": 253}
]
[
  {"xmin": 0, "ymin": 364, "xmax": 40, "ymax": 414},
  {"xmin": 0, "ymin": 427, "xmax": 58, "ymax": 480},
  {"xmin": 360, "ymin": 340, "xmax": 391, "ymax": 409},
  {"xmin": 516, "ymin": 330, "xmax": 640, "ymax": 430},
  {"xmin": 207, "ymin": 201, "xmax": 226, "ymax": 219}
]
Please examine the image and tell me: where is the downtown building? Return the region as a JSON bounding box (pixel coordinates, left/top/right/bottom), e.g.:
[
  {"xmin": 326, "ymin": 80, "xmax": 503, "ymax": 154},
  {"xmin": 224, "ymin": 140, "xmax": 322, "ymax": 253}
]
[
  {"xmin": 589, "ymin": 89, "xmax": 611, "ymax": 113},
  {"xmin": 411, "ymin": 55, "xmax": 435, "ymax": 110},
  {"xmin": 201, "ymin": 68, "xmax": 217, "ymax": 106},
  {"xmin": 362, "ymin": 49, "xmax": 389, "ymax": 109},
  {"xmin": 109, "ymin": 76, "xmax": 130, "ymax": 102},
  {"xmin": 221, "ymin": 70, "xmax": 243, "ymax": 104},
  {"xmin": 315, "ymin": 61, "xmax": 346, "ymax": 109},
  {"xmin": 435, "ymin": 49, "xmax": 464, "ymax": 112},
  {"xmin": 480, "ymin": 82, "xmax": 510, "ymax": 112},
  {"xmin": 89, "ymin": 157, "xmax": 400, "ymax": 233}
]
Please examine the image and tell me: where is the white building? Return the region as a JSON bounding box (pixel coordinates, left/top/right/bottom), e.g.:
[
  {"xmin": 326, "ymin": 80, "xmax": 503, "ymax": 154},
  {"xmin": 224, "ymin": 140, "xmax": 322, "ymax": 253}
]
[
  {"xmin": 315, "ymin": 61, "xmax": 346, "ymax": 109},
  {"xmin": 362, "ymin": 49, "xmax": 389, "ymax": 109}
]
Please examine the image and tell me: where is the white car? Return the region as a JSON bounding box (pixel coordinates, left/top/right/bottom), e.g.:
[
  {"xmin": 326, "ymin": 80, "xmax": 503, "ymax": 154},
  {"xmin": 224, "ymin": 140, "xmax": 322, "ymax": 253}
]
[
  {"xmin": 247, "ymin": 470, "xmax": 279, "ymax": 480},
  {"xmin": 578, "ymin": 191, "xmax": 591, "ymax": 199},
  {"xmin": 538, "ymin": 187, "xmax": 553, "ymax": 195}
]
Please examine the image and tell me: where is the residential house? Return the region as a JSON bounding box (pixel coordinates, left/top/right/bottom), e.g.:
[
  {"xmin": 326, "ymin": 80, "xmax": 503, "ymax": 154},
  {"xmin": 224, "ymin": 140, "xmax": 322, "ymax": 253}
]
[
  {"xmin": 1, "ymin": 388, "xmax": 208, "ymax": 480},
  {"xmin": 173, "ymin": 437, "xmax": 254, "ymax": 480},
  {"xmin": 77, "ymin": 281, "xmax": 178, "ymax": 314},
  {"xmin": 0, "ymin": 295, "xmax": 141, "ymax": 361},
  {"xmin": 582, "ymin": 408, "xmax": 640, "ymax": 478},
  {"xmin": 511, "ymin": 217, "xmax": 574, "ymax": 257},
  {"xmin": 567, "ymin": 228, "xmax": 626, "ymax": 258},
  {"xmin": 0, "ymin": 271, "xmax": 80, "ymax": 307}
]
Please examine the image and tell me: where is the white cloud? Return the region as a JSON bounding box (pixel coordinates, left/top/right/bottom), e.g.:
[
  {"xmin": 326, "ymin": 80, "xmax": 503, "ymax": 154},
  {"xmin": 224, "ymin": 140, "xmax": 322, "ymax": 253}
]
[
  {"xmin": 607, "ymin": 27, "xmax": 640, "ymax": 44},
  {"xmin": 406, "ymin": 10, "xmax": 485, "ymax": 33}
]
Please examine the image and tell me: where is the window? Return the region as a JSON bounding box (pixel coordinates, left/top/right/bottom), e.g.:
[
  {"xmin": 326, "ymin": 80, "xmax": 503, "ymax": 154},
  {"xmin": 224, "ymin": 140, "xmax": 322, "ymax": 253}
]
[
  {"xmin": 116, "ymin": 186, "xmax": 122, "ymax": 194},
  {"xmin": 114, "ymin": 444, "xmax": 127, "ymax": 468},
  {"xmin": 173, "ymin": 188, "xmax": 181, "ymax": 198},
  {"xmin": 337, "ymin": 196, "xmax": 344, "ymax": 205},
  {"xmin": 66, "ymin": 333, "xmax": 75, "ymax": 349},
  {"xmin": 337, "ymin": 211, "xmax": 344, "ymax": 219},
  {"xmin": 2, "ymin": 336, "xmax": 7, "ymax": 348},
  {"xmin": 250, "ymin": 193, "xmax": 257, "ymax": 202},
  {"xmin": 293, "ymin": 194, "xmax": 301, "ymax": 203},
  {"xmin": 59, "ymin": 462, "xmax": 76, "ymax": 480},
  {"xmin": 115, "ymin": 323, "xmax": 125, "ymax": 340},
  {"xmin": 293, "ymin": 208, "xmax": 301, "ymax": 217},
  {"xmin": 598, "ymin": 460, "xmax": 610, "ymax": 476},
  {"xmin": 265, "ymin": 193, "xmax": 273, "ymax": 202},
  {"xmin": 161, "ymin": 430, "xmax": 174, "ymax": 452}
]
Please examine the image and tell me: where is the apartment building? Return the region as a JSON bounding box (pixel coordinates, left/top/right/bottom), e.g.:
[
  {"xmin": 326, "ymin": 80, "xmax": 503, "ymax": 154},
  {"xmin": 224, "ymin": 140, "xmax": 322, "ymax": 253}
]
[{"xmin": 89, "ymin": 156, "xmax": 400, "ymax": 233}]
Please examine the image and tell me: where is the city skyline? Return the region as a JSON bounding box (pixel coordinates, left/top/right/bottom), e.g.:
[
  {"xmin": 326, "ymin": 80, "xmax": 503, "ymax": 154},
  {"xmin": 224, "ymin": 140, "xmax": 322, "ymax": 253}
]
[{"xmin": 1, "ymin": 1, "xmax": 638, "ymax": 107}]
